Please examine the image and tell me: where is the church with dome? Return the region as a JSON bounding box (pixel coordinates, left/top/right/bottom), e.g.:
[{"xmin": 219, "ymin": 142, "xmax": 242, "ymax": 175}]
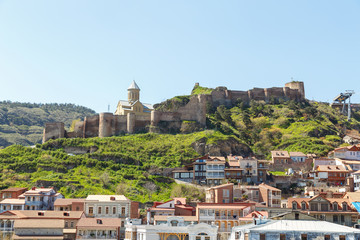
[{"xmin": 114, "ymin": 80, "xmax": 154, "ymax": 116}]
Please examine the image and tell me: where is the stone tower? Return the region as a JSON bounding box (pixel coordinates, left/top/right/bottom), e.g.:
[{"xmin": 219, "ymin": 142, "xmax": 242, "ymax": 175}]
[
  {"xmin": 285, "ymin": 81, "xmax": 305, "ymax": 100},
  {"xmin": 128, "ymin": 80, "xmax": 140, "ymax": 104}
]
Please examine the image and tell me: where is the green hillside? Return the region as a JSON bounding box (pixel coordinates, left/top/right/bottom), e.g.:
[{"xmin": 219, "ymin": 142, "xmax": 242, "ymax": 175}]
[
  {"xmin": 207, "ymin": 99, "xmax": 360, "ymax": 158},
  {"xmin": 0, "ymin": 131, "xmax": 232, "ymax": 202},
  {"xmin": 0, "ymin": 90, "xmax": 359, "ymax": 202},
  {"xmin": 0, "ymin": 101, "xmax": 96, "ymax": 148}
]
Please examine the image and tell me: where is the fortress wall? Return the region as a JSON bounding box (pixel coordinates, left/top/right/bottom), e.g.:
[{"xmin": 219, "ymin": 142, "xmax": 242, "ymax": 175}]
[
  {"xmin": 248, "ymin": 88, "xmax": 266, "ymax": 101},
  {"xmin": 99, "ymin": 113, "xmax": 115, "ymax": 138},
  {"xmin": 73, "ymin": 121, "xmax": 85, "ymax": 138},
  {"xmin": 83, "ymin": 115, "xmax": 99, "ymax": 138},
  {"xmin": 285, "ymin": 81, "xmax": 305, "ymax": 99},
  {"xmin": 114, "ymin": 115, "xmax": 127, "ymax": 134},
  {"xmin": 155, "ymin": 112, "xmax": 182, "ymax": 122},
  {"xmin": 211, "ymin": 87, "xmax": 232, "ymax": 107},
  {"xmin": 176, "ymin": 95, "xmax": 210, "ymax": 125},
  {"xmin": 42, "ymin": 122, "xmax": 65, "ymax": 143},
  {"xmin": 228, "ymin": 90, "xmax": 250, "ymax": 104},
  {"xmin": 265, "ymin": 87, "xmax": 286, "ymax": 101},
  {"xmin": 287, "ymin": 88, "xmax": 302, "ymax": 101}
]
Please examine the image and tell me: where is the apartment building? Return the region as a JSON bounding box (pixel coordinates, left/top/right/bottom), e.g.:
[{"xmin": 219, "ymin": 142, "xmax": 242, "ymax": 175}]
[
  {"xmin": 289, "ymin": 152, "xmax": 307, "ymax": 162},
  {"xmin": 84, "ymin": 195, "xmax": 135, "ymax": 219},
  {"xmin": 311, "ymin": 165, "xmax": 350, "ymax": 185},
  {"xmin": 76, "ymin": 218, "xmax": 122, "ymax": 240},
  {"xmin": 257, "ymin": 160, "xmax": 269, "ymax": 183},
  {"xmin": 271, "ymin": 151, "xmax": 291, "ymax": 165},
  {"xmin": 329, "ymin": 145, "xmax": 360, "ymax": 160},
  {"xmin": 197, "ymin": 203, "xmax": 254, "ymax": 233},
  {"xmin": 54, "ymin": 198, "xmax": 85, "ymax": 211},
  {"xmin": 288, "ymin": 195, "xmax": 357, "ymax": 226},
  {"xmin": 258, "ymin": 183, "xmax": 281, "ymax": 208},
  {"xmin": 206, "ymin": 157, "xmax": 225, "ymax": 185},
  {"xmin": 0, "ymin": 199, "xmax": 25, "ymax": 213},
  {"xmin": 239, "ymin": 158, "xmax": 258, "ymax": 184},
  {"xmin": 205, "ymin": 183, "xmax": 234, "ymax": 203},
  {"xmin": 22, "ymin": 187, "xmax": 64, "ymax": 210},
  {"xmin": 0, "ymin": 187, "xmax": 27, "ymax": 199}
]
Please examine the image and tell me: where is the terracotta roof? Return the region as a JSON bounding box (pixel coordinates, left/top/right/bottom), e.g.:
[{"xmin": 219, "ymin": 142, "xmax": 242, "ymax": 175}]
[
  {"xmin": 209, "ymin": 156, "xmax": 226, "ymax": 161},
  {"xmin": 0, "ymin": 210, "xmax": 83, "ymax": 219},
  {"xmin": 0, "ymin": 199, "xmax": 25, "ymax": 204},
  {"xmin": 149, "ymin": 207, "xmax": 175, "ymax": 211},
  {"xmin": 289, "ymin": 152, "xmax": 306, "ymax": 157},
  {"xmin": 227, "ymin": 155, "xmax": 243, "ymax": 161},
  {"xmin": 271, "ymin": 151, "xmax": 289, "ymax": 158},
  {"xmin": 317, "ymin": 165, "xmax": 348, "ymax": 172},
  {"xmin": 228, "ymin": 160, "xmax": 240, "ymax": 167},
  {"xmin": 14, "ymin": 219, "xmax": 64, "ymax": 228},
  {"xmin": 76, "ymin": 218, "xmax": 121, "ymax": 229},
  {"xmin": 154, "ymin": 215, "xmax": 198, "ymax": 222},
  {"xmin": 197, "ymin": 203, "xmax": 251, "ymax": 209},
  {"xmin": 0, "ymin": 187, "xmax": 27, "ymax": 192},
  {"xmin": 345, "ymin": 192, "xmax": 360, "ymax": 202},
  {"xmin": 259, "ymin": 183, "xmax": 281, "ymax": 192},
  {"xmin": 13, "ymin": 236, "xmax": 63, "ymax": 240},
  {"xmin": 86, "ymin": 195, "xmax": 129, "ymax": 201},
  {"xmin": 54, "ymin": 198, "xmax": 84, "ymax": 206},
  {"xmin": 207, "ymin": 183, "xmax": 234, "ymax": 190}
]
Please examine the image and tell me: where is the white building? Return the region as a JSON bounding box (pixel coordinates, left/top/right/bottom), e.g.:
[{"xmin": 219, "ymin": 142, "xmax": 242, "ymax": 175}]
[
  {"xmin": 21, "ymin": 187, "xmax": 63, "ymax": 210},
  {"xmin": 229, "ymin": 219, "xmax": 360, "ymax": 240},
  {"xmin": 353, "ymin": 170, "xmax": 360, "ymax": 191},
  {"xmin": 84, "ymin": 195, "xmax": 132, "ymax": 218},
  {"xmin": 289, "ymin": 152, "xmax": 306, "ymax": 162},
  {"xmin": 0, "ymin": 199, "xmax": 25, "ymax": 213},
  {"xmin": 125, "ymin": 216, "xmax": 218, "ymax": 240},
  {"xmin": 239, "ymin": 158, "xmax": 258, "ymax": 184},
  {"xmin": 329, "ymin": 145, "xmax": 360, "ymax": 160}
]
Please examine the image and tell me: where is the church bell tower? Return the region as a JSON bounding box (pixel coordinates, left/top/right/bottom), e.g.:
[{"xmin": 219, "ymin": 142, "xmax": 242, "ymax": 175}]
[{"xmin": 128, "ymin": 80, "xmax": 140, "ymax": 104}]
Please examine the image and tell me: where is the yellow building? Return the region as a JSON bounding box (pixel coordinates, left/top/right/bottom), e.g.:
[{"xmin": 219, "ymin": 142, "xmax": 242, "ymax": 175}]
[{"xmin": 115, "ymin": 81, "xmax": 153, "ymax": 116}]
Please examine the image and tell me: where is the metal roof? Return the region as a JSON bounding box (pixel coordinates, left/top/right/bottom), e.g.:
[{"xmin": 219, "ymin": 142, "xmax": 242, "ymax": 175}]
[{"xmin": 128, "ymin": 80, "xmax": 140, "ymax": 90}]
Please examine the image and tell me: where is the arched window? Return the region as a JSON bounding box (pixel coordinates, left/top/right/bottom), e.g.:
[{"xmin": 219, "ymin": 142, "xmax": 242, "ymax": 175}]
[
  {"xmin": 292, "ymin": 202, "xmax": 297, "ymax": 210},
  {"xmin": 170, "ymin": 220, "xmax": 178, "ymax": 226},
  {"xmin": 333, "ymin": 202, "xmax": 338, "ymax": 211}
]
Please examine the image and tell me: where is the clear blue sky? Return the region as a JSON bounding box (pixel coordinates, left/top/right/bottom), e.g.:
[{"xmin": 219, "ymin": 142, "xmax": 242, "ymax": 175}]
[{"xmin": 0, "ymin": 0, "xmax": 359, "ymax": 113}]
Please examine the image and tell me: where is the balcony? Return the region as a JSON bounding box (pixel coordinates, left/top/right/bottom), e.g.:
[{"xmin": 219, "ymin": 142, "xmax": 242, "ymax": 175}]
[
  {"xmin": 245, "ymin": 165, "xmax": 252, "ymax": 169},
  {"xmin": 76, "ymin": 235, "xmax": 117, "ymax": 240}
]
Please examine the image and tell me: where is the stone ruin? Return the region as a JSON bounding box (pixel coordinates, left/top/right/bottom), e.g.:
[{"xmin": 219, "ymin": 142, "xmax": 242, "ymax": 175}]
[{"xmin": 42, "ymin": 81, "xmax": 305, "ymax": 143}]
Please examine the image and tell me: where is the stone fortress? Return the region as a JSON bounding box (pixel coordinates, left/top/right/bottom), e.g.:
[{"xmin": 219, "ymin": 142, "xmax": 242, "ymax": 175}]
[{"xmin": 42, "ymin": 81, "xmax": 305, "ymax": 143}]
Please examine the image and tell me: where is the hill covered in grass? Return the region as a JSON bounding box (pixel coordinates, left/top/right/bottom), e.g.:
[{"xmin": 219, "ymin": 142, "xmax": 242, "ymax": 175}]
[
  {"xmin": 0, "ymin": 131, "xmax": 238, "ymax": 202},
  {"xmin": 0, "ymin": 101, "xmax": 96, "ymax": 148},
  {"xmin": 207, "ymin": 98, "xmax": 360, "ymax": 158}
]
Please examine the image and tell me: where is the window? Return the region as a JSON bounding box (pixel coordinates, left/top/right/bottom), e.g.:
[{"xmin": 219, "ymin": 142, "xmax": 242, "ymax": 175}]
[
  {"xmin": 324, "ymin": 235, "xmax": 330, "ymax": 240},
  {"xmin": 321, "ymin": 204, "xmax": 329, "ymax": 211},
  {"xmin": 65, "ymin": 221, "xmax": 68, "ymax": 228},
  {"xmin": 70, "ymin": 222, "xmax": 74, "ymax": 228},
  {"xmin": 106, "ymin": 207, "xmax": 109, "ymax": 214},
  {"xmin": 341, "ymin": 215, "xmax": 345, "ymax": 223},
  {"xmin": 295, "ymin": 213, "xmax": 299, "ymax": 220},
  {"xmin": 223, "ymin": 189, "xmax": 229, "ymax": 197},
  {"xmin": 292, "ymin": 202, "xmax": 297, "ymax": 210},
  {"xmin": 76, "ymin": 207, "xmax": 80, "ymax": 211},
  {"xmin": 301, "ymin": 234, "xmax": 307, "ymax": 240},
  {"xmin": 260, "ymin": 234, "xmax": 266, "ymax": 240},
  {"xmin": 333, "ymin": 203, "xmax": 338, "ymax": 211},
  {"xmin": 113, "ymin": 207, "xmax": 116, "ymax": 214},
  {"xmin": 339, "ymin": 236, "xmax": 345, "ymax": 240},
  {"xmin": 280, "ymin": 234, "xmax": 286, "ymax": 240},
  {"xmin": 301, "ymin": 203, "xmax": 306, "ymax": 210},
  {"xmin": 310, "ymin": 203, "xmax": 318, "ymax": 211},
  {"xmin": 121, "ymin": 207, "xmax": 126, "ymax": 215},
  {"xmin": 121, "ymin": 220, "xmax": 124, "ymax": 227},
  {"xmin": 40, "ymin": 197, "xmax": 44, "ymax": 201},
  {"xmin": 342, "ymin": 203, "xmax": 347, "ymax": 211},
  {"xmin": 333, "ymin": 215, "xmax": 338, "ymax": 223},
  {"xmin": 89, "ymin": 207, "xmax": 93, "ymax": 214},
  {"xmin": 98, "ymin": 207, "xmax": 102, "ymax": 214}
]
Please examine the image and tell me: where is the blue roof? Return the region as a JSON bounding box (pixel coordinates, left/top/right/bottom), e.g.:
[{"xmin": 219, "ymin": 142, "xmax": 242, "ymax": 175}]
[{"xmin": 352, "ymin": 202, "xmax": 360, "ymax": 213}]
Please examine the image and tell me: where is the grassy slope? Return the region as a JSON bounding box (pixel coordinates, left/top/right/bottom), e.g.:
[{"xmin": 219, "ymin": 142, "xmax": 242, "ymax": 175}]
[
  {"xmin": 207, "ymin": 100, "xmax": 360, "ymax": 158},
  {"xmin": 0, "ymin": 102, "xmax": 96, "ymax": 148},
  {"xmin": 0, "ymin": 131, "xmax": 233, "ymax": 202}
]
